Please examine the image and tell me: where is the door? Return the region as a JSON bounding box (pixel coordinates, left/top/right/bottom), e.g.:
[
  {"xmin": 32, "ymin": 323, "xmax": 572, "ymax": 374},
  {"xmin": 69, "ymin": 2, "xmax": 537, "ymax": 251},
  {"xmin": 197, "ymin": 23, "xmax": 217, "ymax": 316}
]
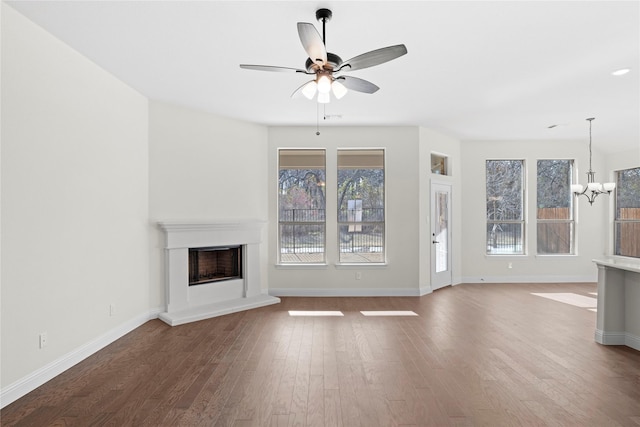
[{"xmin": 431, "ymin": 181, "xmax": 452, "ymax": 290}]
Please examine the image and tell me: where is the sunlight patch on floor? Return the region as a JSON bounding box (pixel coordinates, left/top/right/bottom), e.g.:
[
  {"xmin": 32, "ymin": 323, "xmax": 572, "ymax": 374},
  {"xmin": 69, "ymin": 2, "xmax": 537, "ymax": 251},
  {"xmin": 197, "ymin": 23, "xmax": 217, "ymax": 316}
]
[
  {"xmin": 360, "ymin": 310, "xmax": 418, "ymax": 316},
  {"xmin": 531, "ymin": 292, "xmax": 597, "ymax": 308},
  {"xmin": 288, "ymin": 310, "xmax": 344, "ymax": 316}
]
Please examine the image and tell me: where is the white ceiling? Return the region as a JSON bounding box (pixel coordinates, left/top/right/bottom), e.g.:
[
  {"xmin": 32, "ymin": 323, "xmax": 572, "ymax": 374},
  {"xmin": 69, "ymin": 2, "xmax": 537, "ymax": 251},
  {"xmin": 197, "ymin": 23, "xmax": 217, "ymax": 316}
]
[{"xmin": 6, "ymin": 1, "xmax": 640, "ymax": 153}]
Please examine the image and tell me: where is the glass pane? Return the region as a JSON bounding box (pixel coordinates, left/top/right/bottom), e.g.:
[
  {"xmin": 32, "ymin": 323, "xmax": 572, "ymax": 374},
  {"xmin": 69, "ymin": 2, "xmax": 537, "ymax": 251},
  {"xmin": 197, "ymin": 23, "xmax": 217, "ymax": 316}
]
[
  {"xmin": 486, "ymin": 160, "xmax": 524, "ymax": 221},
  {"xmin": 615, "ymin": 167, "xmax": 640, "ymax": 258},
  {"xmin": 338, "ymin": 224, "xmax": 384, "ymax": 263},
  {"xmin": 435, "ymin": 191, "xmax": 448, "ymax": 272},
  {"xmin": 337, "ymin": 149, "xmax": 385, "ymax": 263},
  {"xmin": 616, "ymin": 168, "xmax": 640, "ymax": 216},
  {"xmin": 536, "ymin": 160, "xmax": 572, "ymax": 214},
  {"xmin": 431, "ymin": 153, "xmax": 447, "ymax": 175},
  {"xmin": 537, "ymin": 222, "xmax": 573, "ymax": 254},
  {"xmin": 279, "ymin": 224, "xmax": 325, "ymax": 263},
  {"xmin": 615, "ymin": 222, "xmax": 640, "ymax": 258},
  {"xmin": 486, "ymin": 223, "xmax": 524, "ymax": 254},
  {"xmin": 279, "ymin": 149, "xmax": 326, "ymax": 263}
]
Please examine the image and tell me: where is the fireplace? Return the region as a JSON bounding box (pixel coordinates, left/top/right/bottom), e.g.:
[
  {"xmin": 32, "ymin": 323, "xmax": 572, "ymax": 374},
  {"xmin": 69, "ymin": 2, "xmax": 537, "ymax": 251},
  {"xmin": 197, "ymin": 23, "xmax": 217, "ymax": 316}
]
[
  {"xmin": 189, "ymin": 246, "xmax": 242, "ymax": 285},
  {"xmin": 157, "ymin": 221, "xmax": 280, "ymax": 326}
]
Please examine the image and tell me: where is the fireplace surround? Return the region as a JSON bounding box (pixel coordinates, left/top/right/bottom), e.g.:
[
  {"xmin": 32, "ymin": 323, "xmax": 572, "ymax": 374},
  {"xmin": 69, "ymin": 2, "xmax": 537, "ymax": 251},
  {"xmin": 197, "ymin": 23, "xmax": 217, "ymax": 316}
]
[{"xmin": 157, "ymin": 221, "xmax": 280, "ymax": 326}]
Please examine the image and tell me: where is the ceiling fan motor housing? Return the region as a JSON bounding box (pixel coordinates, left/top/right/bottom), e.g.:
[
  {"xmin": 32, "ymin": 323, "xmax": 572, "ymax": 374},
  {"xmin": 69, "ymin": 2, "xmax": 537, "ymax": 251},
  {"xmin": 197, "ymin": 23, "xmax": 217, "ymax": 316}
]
[{"xmin": 305, "ymin": 52, "xmax": 343, "ymax": 73}]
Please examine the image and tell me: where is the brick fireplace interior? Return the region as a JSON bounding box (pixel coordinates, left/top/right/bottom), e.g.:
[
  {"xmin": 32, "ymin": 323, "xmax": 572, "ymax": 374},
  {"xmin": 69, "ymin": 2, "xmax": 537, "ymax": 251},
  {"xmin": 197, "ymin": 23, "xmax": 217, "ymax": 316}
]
[{"xmin": 189, "ymin": 246, "xmax": 242, "ymax": 285}]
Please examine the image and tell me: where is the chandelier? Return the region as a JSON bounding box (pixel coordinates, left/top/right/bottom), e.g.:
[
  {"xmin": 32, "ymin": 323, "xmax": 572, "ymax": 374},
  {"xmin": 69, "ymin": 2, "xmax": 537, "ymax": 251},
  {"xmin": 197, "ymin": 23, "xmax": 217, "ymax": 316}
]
[{"xmin": 570, "ymin": 118, "xmax": 616, "ymax": 205}]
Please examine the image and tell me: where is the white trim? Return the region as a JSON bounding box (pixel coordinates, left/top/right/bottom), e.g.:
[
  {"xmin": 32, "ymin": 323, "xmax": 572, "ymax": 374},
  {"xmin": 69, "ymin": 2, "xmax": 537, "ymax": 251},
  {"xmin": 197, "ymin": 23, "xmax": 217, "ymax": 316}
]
[
  {"xmin": 419, "ymin": 286, "xmax": 433, "ymax": 296},
  {"xmin": 595, "ymin": 329, "xmax": 640, "ymax": 351},
  {"xmin": 0, "ymin": 308, "xmax": 162, "ymax": 409},
  {"xmin": 333, "ymin": 263, "xmax": 387, "ymax": 269},
  {"xmin": 158, "ymin": 294, "xmax": 280, "ymax": 326},
  {"xmin": 461, "ymin": 275, "xmax": 596, "ymax": 284},
  {"xmin": 275, "ymin": 263, "xmax": 329, "ymax": 270},
  {"xmin": 269, "ymin": 287, "xmax": 422, "ymax": 297},
  {"xmin": 626, "ymin": 333, "xmax": 640, "ymax": 351}
]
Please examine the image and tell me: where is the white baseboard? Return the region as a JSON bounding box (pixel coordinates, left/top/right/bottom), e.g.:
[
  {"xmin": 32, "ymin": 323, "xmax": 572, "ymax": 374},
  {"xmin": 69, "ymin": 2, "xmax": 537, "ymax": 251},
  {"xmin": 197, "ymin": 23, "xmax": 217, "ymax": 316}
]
[
  {"xmin": 0, "ymin": 308, "xmax": 162, "ymax": 409},
  {"xmin": 158, "ymin": 294, "xmax": 280, "ymax": 326},
  {"xmin": 595, "ymin": 329, "xmax": 640, "ymax": 351},
  {"xmin": 626, "ymin": 333, "xmax": 640, "ymax": 351},
  {"xmin": 419, "ymin": 286, "xmax": 432, "ymax": 296},
  {"xmin": 269, "ymin": 287, "xmax": 423, "ymax": 297},
  {"xmin": 461, "ymin": 275, "xmax": 596, "ymax": 284}
]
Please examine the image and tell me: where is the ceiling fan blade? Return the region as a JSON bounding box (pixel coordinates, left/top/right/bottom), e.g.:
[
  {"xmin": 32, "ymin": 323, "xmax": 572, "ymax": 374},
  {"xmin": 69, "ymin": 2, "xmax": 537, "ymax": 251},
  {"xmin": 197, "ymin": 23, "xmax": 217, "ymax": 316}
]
[
  {"xmin": 337, "ymin": 76, "xmax": 379, "ymax": 94},
  {"xmin": 297, "ymin": 22, "xmax": 327, "ymax": 66},
  {"xmin": 240, "ymin": 64, "xmax": 308, "ymax": 73},
  {"xmin": 337, "ymin": 44, "xmax": 408, "ymax": 72}
]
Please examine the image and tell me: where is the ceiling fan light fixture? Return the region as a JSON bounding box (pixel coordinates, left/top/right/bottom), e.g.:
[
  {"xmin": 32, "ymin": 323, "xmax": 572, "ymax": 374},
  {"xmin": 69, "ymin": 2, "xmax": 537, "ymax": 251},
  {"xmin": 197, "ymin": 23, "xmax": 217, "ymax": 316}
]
[
  {"xmin": 317, "ymin": 92, "xmax": 330, "ymax": 104},
  {"xmin": 301, "ymin": 81, "xmax": 317, "ymax": 99},
  {"xmin": 332, "ymin": 80, "xmax": 348, "ymax": 99},
  {"xmin": 317, "ymin": 74, "xmax": 332, "ymax": 94}
]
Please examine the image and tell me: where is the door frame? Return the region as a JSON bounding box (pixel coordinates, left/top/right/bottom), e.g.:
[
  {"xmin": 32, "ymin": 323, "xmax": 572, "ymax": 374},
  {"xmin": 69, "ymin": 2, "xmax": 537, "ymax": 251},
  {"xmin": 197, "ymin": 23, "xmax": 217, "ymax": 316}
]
[{"xmin": 430, "ymin": 180, "xmax": 453, "ymax": 290}]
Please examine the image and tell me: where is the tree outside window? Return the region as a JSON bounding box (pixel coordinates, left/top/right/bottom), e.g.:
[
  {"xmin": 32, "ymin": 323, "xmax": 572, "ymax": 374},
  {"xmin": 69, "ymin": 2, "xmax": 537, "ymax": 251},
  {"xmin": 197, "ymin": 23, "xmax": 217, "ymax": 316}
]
[
  {"xmin": 486, "ymin": 160, "xmax": 525, "ymax": 255},
  {"xmin": 278, "ymin": 149, "xmax": 326, "ymax": 263},
  {"xmin": 537, "ymin": 160, "xmax": 575, "ymax": 255},
  {"xmin": 337, "ymin": 149, "xmax": 385, "ymax": 263},
  {"xmin": 615, "ymin": 167, "xmax": 640, "ymax": 258}
]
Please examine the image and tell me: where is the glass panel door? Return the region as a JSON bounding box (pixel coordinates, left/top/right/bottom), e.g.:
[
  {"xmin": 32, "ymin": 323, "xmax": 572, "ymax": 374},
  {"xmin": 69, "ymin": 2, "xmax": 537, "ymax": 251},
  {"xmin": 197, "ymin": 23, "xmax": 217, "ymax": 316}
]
[{"xmin": 431, "ymin": 181, "xmax": 452, "ymax": 290}]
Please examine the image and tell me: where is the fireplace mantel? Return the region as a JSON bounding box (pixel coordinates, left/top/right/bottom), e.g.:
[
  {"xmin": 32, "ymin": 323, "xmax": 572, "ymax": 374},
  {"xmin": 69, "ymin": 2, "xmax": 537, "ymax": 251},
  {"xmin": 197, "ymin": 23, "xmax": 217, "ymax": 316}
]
[{"xmin": 157, "ymin": 220, "xmax": 279, "ymax": 326}]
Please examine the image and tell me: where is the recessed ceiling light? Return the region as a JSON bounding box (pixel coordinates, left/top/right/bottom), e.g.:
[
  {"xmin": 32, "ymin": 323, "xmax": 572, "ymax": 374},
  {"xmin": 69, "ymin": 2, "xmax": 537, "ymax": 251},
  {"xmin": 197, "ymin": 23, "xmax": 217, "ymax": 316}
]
[{"xmin": 611, "ymin": 68, "xmax": 630, "ymax": 76}]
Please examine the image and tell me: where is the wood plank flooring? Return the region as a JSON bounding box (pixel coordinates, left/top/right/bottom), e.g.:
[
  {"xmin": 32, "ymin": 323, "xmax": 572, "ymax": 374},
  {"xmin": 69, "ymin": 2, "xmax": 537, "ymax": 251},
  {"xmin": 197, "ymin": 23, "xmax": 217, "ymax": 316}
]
[{"xmin": 2, "ymin": 282, "xmax": 640, "ymax": 426}]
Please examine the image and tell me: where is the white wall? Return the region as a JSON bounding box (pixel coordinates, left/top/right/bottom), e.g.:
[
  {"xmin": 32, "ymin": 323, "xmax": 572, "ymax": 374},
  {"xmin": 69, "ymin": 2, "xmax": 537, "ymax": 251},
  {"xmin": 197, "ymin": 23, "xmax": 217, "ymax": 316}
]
[
  {"xmin": 148, "ymin": 101, "xmax": 269, "ymax": 308},
  {"xmin": 267, "ymin": 126, "xmax": 424, "ymax": 295},
  {"xmin": 1, "ymin": 2, "xmax": 149, "ymax": 394},
  {"xmin": 461, "ymin": 139, "xmax": 609, "ymax": 283}
]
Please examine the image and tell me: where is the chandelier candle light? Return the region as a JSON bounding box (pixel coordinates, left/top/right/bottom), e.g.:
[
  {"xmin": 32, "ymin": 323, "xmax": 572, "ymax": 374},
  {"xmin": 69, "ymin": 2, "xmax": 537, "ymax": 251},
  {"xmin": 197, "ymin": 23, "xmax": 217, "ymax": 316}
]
[{"xmin": 570, "ymin": 117, "xmax": 616, "ymax": 205}]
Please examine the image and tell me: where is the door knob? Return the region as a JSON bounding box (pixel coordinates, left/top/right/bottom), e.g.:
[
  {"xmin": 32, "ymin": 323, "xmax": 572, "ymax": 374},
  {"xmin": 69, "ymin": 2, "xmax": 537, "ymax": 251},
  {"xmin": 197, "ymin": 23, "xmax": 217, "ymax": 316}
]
[{"xmin": 432, "ymin": 240, "xmax": 439, "ymax": 244}]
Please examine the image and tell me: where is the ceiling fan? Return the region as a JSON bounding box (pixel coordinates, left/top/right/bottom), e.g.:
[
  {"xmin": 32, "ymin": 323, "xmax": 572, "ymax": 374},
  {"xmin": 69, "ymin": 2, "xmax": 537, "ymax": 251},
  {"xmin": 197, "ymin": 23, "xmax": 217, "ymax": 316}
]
[{"xmin": 240, "ymin": 8, "xmax": 408, "ymax": 104}]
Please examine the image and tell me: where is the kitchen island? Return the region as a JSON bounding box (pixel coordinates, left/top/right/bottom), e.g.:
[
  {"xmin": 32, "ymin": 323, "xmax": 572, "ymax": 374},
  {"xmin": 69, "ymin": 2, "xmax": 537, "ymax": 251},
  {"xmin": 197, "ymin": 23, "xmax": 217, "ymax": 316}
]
[{"xmin": 593, "ymin": 258, "xmax": 640, "ymax": 351}]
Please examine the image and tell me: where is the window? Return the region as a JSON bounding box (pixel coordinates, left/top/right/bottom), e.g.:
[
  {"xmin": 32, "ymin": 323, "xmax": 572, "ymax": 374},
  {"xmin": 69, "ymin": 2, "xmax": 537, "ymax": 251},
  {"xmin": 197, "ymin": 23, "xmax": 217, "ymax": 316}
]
[
  {"xmin": 486, "ymin": 160, "xmax": 525, "ymax": 255},
  {"xmin": 278, "ymin": 149, "xmax": 326, "ymax": 263},
  {"xmin": 431, "ymin": 153, "xmax": 448, "ymax": 175},
  {"xmin": 536, "ymin": 160, "xmax": 575, "ymax": 254},
  {"xmin": 337, "ymin": 149, "xmax": 385, "ymax": 263},
  {"xmin": 614, "ymin": 167, "xmax": 640, "ymax": 258}
]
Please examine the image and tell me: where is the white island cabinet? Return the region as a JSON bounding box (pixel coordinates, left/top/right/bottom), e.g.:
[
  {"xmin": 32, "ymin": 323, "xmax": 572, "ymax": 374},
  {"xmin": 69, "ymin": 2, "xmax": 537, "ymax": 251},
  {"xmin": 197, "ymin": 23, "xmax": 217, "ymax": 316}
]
[{"xmin": 593, "ymin": 258, "xmax": 640, "ymax": 351}]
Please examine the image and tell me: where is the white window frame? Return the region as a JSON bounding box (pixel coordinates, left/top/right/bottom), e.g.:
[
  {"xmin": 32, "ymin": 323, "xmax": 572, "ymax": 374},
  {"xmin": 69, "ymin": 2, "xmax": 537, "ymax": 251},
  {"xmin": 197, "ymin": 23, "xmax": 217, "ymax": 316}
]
[{"xmin": 536, "ymin": 159, "xmax": 576, "ymax": 255}]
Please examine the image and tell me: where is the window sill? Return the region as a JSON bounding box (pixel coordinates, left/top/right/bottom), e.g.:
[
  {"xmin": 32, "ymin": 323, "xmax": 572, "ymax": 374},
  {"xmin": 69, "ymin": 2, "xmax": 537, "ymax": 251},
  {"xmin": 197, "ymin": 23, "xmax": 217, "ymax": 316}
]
[
  {"xmin": 334, "ymin": 263, "xmax": 388, "ymax": 269},
  {"xmin": 484, "ymin": 254, "xmax": 527, "ymax": 258},
  {"xmin": 534, "ymin": 254, "xmax": 578, "ymax": 258},
  {"xmin": 275, "ymin": 263, "xmax": 329, "ymax": 270}
]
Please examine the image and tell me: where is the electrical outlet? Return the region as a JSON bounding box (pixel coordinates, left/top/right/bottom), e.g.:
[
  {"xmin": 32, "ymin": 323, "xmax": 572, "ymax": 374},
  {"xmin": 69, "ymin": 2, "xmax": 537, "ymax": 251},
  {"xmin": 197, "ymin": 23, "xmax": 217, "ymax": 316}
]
[
  {"xmin": 508, "ymin": 262, "xmax": 513, "ymax": 269},
  {"xmin": 109, "ymin": 304, "xmax": 116, "ymax": 316},
  {"xmin": 356, "ymin": 272, "xmax": 362, "ymax": 280},
  {"xmin": 39, "ymin": 332, "xmax": 48, "ymax": 349}
]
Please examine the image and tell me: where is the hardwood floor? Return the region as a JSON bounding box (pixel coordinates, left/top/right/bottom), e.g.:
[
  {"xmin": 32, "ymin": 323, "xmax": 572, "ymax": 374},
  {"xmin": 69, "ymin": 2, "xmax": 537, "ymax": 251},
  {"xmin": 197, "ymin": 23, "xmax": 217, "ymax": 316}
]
[{"xmin": 3, "ymin": 283, "xmax": 640, "ymax": 426}]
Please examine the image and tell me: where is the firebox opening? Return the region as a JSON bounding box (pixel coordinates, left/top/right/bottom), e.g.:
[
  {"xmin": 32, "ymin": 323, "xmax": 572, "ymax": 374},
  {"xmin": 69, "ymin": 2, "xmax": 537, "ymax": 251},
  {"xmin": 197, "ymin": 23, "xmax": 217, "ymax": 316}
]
[{"xmin": 189, "ymin": 246, "xmax": 243, "ymax": 286}]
